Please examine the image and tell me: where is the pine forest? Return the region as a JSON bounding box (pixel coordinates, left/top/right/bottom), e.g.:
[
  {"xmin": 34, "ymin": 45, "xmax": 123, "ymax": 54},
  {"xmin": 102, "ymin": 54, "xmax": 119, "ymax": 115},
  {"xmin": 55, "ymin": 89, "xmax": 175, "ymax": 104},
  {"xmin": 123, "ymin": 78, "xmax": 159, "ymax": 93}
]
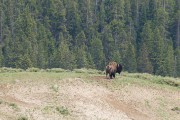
[{"xmin": 0, "ymin": 0, "xmax": 180, "ymax": 77}]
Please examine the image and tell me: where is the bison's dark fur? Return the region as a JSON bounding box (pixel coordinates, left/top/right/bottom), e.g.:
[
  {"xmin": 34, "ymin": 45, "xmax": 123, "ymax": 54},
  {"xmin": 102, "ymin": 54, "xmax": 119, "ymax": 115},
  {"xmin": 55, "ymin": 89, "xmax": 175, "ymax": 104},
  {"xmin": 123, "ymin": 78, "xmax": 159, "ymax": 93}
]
[{"xmin": 106, "ymin": 62, "xmax": 122, "ymax": 79}]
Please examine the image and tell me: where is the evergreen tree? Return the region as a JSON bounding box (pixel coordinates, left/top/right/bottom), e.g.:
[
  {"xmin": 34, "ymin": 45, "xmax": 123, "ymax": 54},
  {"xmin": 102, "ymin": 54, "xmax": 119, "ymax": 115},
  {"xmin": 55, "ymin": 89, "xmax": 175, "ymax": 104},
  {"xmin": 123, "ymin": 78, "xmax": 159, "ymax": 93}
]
[
  {"xmin": 123, "ymin": 42, "xmax": 137, "ymax": 72},
  {"xmin": 174, "ymin": 48, "xmax": 180, "ymax": 77},
  {"xmin": 78, "ymin": 0, "xmax": 91, "ymax": 29},
  {"xmin": 86, "ymin": 52, "xmax": 96, "ymax": 69},
  {"xmin": 74, "ymin": 31, "xmax": 88, "ymax": 68},
  {"xmin": 97, "ymin": 0, "xmax": 106, "ymax": 32},
  {"xmin": 3, "ymin": 27, "xmax": 16, "ymax": 68},
  {"xmin": 151, "ymin": 27, "xmax": 165, "ymax": 75},
  {"xmin": 13, "ymin": 7, "xmax": 37, "ymax": 69},
  {"xmin": 42, "ymin": 20, "xmax": 55, "ymax": 68},
  {"xmin": 0, "ymin": 0, "xmax": 4, "ymax": 44},
  {"xmin": 54, "ymin": 32, "xmax": 76, "ymax": 70},
  {"xmin": 137, "ymin": 43, "xmax": 153, "ymax": 73},
  {"xmin": 140, "ymin": 21, "xmax": 154, "ymax": 55},
  {"xmin": 0, "ymin": 45, "xmax": 3, "ymax": 67},
  {"xmin": 66, "ymin": 0, "xmax": 81, "ymax": 38},
  {"xmin": 139, "ymin": 21, "xmax": 154, "ymax": 73},
  {"xmin": 36, "ymin": 23, "xmax": 49, "ymax": 68},
  {"xmin": 45, "ymin": 0, "xmax": 66, "ymax": 39},
  {"xmin": 89, "ymin": 37, "xmax": 105, "ymax": 70},
  {"xmin": 173, "ymin": 10, "xmax": 180, "ymax": 48},
  {"xmin": 154, "ymin": 8, "xmax": 169, "ymax": 27},
  {"xmin": 102, "ymin": 25, "xmax": 115, "ymax": 62},
  {"xmin": 164, "ymin": 41, "xmax": 175, "ymax": 76},
  {"xmin": 124, "ymin": 0, "xmax": 132, "ymax": 25}
]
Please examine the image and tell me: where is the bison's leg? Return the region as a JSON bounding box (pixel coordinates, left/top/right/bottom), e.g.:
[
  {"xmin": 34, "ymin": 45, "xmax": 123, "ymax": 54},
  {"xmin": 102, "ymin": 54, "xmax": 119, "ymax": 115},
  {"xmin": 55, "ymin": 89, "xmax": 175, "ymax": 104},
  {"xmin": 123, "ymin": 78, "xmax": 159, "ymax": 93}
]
[
  {"xmin": 106, "ymin": 72, "xmax": 108, "ymax": 78},
  {"xmin": 113, "ymin": 73, "xmax": 115, "ymax": 78},
  {"xmin": 109, "ymin": 73, "xmax": 115, "ymax": 79},
  {"xmin": 106, "ymin": 66, "xmax": 110, "ymax": 78},
  {"xmin": 109, "ymin": 73, "xmax": 113, "ymax": 79},
  {"xmin": 106, "ymin": 72, "xmax": 110, "ymax": 79}
]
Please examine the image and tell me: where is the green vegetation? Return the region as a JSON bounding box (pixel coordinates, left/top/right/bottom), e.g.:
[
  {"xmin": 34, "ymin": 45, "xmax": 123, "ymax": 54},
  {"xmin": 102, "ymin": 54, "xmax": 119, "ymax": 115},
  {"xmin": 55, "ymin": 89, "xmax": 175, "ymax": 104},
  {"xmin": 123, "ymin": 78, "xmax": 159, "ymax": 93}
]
[
  {"xmin": 43, "ymin": 106, "xmax": 55, "ymax": 114},
  {"xmin": 9, "ymin": 103, "xmax": 19, "ymax": 111},
  {"xmin": 0, "ymin": 67, "xmax": 23, "ymax": 73},
  {"xmin": 56, "ymin": 106, "xmax": 70, "ymax": 116},
  {"xmin": 144, "ymin": 100, "xmax": 151, "ymax": 109},
  {"xmin": 26, "ymin": 68, "xmax": 41, "ymax": 72},
  {"xmin": 73, "ymin": 68, "xmax": 104, "ymax": 74},
  {"xmin": 0, "ymin": 100, "xmax": 20, "ymax": 111},
  {"xmin": 42, "ymin": 105, "xmax": 70, "ymax": 116},
  {"xmin": 0, "ymin": 68, "xmax": 179, "ymax": 89},
  {"xmin": 171, "ymin": 107, "xmax": 180, "ymax": 111},
  {"xmin": 17, "ymin": 116, "xmax": 28, "ymax": 120},
  {"xmin": 0, "ymin": 100, "xmax": 3, "ymax": 104},
  {"xmin": 123, "ymin": 72, "xmax": 180, "ymax": 88},
  {"xmin": 51, "ymin": 84, "xmax": 59, "ymax": 92},
  {"xmin": 0, "ymin": 0, "xmax": 180, "ymax": 77}
]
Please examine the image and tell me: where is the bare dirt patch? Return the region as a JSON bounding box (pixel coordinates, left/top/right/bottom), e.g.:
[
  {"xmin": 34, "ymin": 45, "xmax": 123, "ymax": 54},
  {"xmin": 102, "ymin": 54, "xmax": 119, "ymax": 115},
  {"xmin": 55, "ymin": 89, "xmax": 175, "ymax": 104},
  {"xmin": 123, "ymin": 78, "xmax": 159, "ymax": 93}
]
[{"xmin": 105, "ymin": 94, "xmax": 149, "ymax": 120}]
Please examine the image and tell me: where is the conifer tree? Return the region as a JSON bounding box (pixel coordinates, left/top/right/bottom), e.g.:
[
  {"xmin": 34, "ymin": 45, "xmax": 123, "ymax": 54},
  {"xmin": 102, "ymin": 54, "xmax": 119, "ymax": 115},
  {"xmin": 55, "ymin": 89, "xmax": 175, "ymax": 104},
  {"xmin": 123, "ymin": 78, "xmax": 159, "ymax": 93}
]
[
  {"xmin": 89, "ymin": 37, "xmax": 105, "ymax": 70},
  {"xmin": 36, "ymin": 23, "xmax": 49, "ymax": 68},
  {"xmin": 13, "ymin": 7, "xmax": 37, "ymax": 69},
  {"xmin": 174, "ymin": 10, "xmax": 180, "ymax": 48},
  {"xmin": 139, "ymin": 21, "xmax": 154, "ymax": 73},
  {"xmin": 137, "ymin": 43, "xmax": 153, "ymax": 73},
  {"xmin": 0, "ymin": 45, "xmax": 3, "ymax": 67},
  {"xmin": 124, "ymin": 0, "xmax": 132, "ymax": 25},
  {"xmin": 174, "ymin": 48, "xmax": 180, "ymax": 77},
  {"xmin": 86, "ymin": 52, "xmax": 96, "ymax": 69},
  {"xmin": 151, "ymin": 27, "xmax": 165, "ymax": 75},
  {"xmin": 140, "ymin": 21, "xmax": 154, "ymax": 56},
  {"xmin": 164, "ymin": 41, "xmax": 175, "ymax": 76},
  {"xmin": 66, "ymin": 0, "xmax": 81, "ymax": 38},
  {"xmin": 2, "ymin": 27, "xmax": 13, "ymax": 67},
  {"xmin": 96, "ymin": 0, "xmax": 106, "ymax": 33},
  {"xmin": 102, "ymin": 25, "xmax": 115, "ymax": 62},
  {"xmin": 75, "ymin": 31, "xmax": 88, "ymax": 68},
  {"xmin": 78, "ymin": 0, "xmax": 89, "ymax": 29},
  {"xmin": 54, "ymin": 32, "xmax": 76, "ymax": 70},
  {"xmin": 123, "ymin": 42, "xmax": 137, "ymax": 72}
]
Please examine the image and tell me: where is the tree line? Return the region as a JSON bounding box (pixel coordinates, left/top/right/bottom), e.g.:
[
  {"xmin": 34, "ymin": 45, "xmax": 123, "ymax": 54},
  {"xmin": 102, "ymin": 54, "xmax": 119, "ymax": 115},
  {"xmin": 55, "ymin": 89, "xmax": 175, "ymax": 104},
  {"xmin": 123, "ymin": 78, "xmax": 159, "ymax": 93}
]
[{"xmin": 0, "ymin": 0, "xmax": 180, "ymax": 77}]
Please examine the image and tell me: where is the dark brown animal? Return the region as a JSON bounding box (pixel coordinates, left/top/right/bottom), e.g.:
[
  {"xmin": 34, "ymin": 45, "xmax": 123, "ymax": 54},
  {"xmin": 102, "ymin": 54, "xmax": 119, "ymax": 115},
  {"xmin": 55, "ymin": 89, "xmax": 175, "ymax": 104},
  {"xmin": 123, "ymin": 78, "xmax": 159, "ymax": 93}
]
[{"xmin": 106, "ymin": 62, "xmax": 122, "ymax": 79}]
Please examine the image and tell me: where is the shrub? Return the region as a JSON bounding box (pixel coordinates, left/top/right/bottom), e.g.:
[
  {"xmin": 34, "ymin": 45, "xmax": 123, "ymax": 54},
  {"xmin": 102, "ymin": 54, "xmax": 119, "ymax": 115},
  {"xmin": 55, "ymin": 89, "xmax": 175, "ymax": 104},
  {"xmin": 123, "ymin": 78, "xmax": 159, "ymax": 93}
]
[
  {"xmin": 73, "ymin": 68, "xmax": 87, "ymax": 73},
  {"xmin": 18, "ymin": 116, "xmax": 28, "ymax": 120},
  {"xmin": 26, "ymin": 67, "xmax": 40, "ymax": 72},
  {"xmin": 171, "ymin": 107, "xmax": 180, "ymax": 111},
  {"xmin": 56, "ymin": 106, "xmax": 69, "ymax": 116},
  {"xmin": 155, "ymin": 78, "xmax": 180, "ymax": 87},
  {"xmin": 51, "ymin": 84, "xmax": 59, "ymax": 92},
  {"xmin": 46, "ymin": 68, "xmax": 67, "ymax": 73},
  {"xmin": 0, "ymin": 67, "xmax": 24, "ymax": 73},
  {"xmin": 73, "ymin": 68, "xmax": 103, "ymax": 74}
]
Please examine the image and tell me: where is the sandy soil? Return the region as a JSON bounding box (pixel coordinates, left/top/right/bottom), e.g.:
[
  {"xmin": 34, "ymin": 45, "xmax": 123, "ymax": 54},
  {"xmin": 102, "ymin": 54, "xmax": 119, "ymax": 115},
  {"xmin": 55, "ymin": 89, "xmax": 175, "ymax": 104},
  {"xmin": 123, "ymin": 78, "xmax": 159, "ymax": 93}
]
[{"xmin": 0, "ymin": 77, "xmax": 179, "ymax": 120}]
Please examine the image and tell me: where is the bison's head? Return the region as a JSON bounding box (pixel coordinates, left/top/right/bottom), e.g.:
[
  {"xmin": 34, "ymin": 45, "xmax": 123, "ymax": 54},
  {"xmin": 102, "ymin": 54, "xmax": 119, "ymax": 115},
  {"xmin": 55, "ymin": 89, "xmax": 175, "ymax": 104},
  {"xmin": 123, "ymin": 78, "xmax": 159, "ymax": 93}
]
[{"xmin": 116, "ymin": 64, "xmax": 122, "ymax": 74}]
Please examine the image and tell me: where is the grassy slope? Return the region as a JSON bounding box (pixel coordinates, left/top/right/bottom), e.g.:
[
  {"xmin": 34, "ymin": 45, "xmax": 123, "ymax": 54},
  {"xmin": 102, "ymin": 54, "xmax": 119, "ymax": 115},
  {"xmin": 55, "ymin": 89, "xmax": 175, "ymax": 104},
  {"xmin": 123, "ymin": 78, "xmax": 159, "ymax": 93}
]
[
  {"xmin": 0, "ymin": 68, "xmax": 179, "ymax": 120},
  {"xmin": 0, "ymin": 68, "xmax": 179, "ymax": 91}
]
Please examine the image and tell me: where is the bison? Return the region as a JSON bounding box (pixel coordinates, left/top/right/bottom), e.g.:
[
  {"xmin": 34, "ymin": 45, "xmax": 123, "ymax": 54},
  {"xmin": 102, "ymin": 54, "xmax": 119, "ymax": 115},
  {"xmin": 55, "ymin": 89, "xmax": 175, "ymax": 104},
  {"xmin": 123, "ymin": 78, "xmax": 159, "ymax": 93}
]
[{"xmin": 106, "ymin": 61, "xmax": 122, "ymax": 79}]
